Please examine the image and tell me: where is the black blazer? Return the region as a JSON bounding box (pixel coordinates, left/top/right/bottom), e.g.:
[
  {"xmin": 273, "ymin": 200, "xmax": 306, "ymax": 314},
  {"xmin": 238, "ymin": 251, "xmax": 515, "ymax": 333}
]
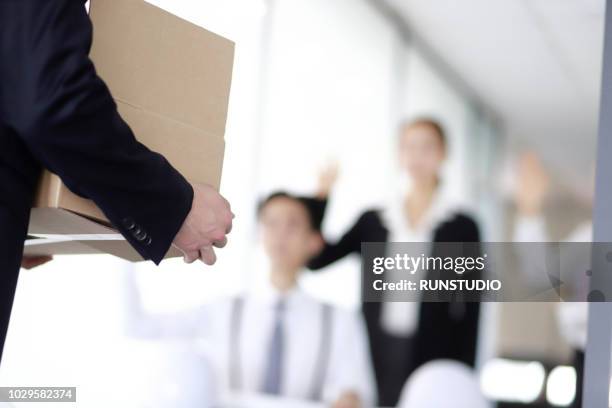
[
  {"xmin": 309, "ymin": 204, "xmax": 481, "ymax": 393},
  {"xmin": 0, "ymin": 0, "xmax": 193, "ymax": 264}
]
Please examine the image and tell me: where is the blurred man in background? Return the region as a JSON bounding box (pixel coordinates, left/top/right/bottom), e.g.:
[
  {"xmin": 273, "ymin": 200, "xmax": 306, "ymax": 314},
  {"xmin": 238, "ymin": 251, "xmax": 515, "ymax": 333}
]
[{"xmin": 123, "ymin": 192, "xmax": 375, "ymax": 407}]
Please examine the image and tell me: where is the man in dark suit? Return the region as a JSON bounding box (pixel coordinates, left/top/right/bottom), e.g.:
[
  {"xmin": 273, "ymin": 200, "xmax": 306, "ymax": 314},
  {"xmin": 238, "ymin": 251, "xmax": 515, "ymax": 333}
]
[{"xmin": 0, "ymin": 0, "xmax": 234, "ymax": 364}]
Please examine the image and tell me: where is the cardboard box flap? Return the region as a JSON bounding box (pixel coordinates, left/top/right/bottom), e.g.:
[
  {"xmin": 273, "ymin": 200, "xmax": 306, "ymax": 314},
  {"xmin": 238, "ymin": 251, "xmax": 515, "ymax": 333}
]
[
  {"xmin": 24, "ymin": 237, "xmax": 184, "ymax": 263},
  {"xmin": 29, "ymin": 208, "xmax": 117, "ymax": 235},
  {"xmin": 28, "ymin": 207, "xmax": 185, "ymax": 261},
  {"xmin": 89, "ymin": 0, "xmax": 234, "ymax": 137},
  {"xmin": 24, "ymin": 238, "xmax": 108, "ymax": 257}
]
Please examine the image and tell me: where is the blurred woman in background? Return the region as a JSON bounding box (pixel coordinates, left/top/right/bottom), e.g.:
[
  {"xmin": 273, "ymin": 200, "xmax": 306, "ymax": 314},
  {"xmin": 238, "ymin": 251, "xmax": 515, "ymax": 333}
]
[
  {"xmin": 512, "ymin": 151, "xmax": 591, "ymax": 408},
  {"xmin": 309, "ymin": 118, "xmax": 482, "ymax": 407}
]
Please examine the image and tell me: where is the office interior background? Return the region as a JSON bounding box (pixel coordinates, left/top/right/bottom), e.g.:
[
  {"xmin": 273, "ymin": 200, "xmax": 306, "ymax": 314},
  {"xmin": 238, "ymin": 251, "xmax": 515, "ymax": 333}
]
[{"xmin": 0, "ymin": 0, "xmax": 605, "ymax": 407}]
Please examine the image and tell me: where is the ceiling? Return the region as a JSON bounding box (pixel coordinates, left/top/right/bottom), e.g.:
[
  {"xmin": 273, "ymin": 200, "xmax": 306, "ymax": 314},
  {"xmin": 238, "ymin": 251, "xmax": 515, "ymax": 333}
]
[{"xmin": 383, "ymin": 0, "xmax": 605, "ymax": 173}]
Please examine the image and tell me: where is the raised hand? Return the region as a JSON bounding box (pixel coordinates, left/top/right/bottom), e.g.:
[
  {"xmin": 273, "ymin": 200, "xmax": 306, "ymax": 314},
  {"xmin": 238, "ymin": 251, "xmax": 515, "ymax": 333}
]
[
  {"xmin": 316, "ymin": 162, "xmax": 340, "ymax": 199},
  {"xmin": 515, "ymin": 151, "xmax": 550, "ymax": 216}
]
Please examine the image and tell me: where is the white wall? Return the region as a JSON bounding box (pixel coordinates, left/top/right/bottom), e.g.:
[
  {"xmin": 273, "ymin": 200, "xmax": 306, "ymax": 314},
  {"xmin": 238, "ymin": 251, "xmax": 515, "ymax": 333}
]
[
  {"xmin": 255, "ymin": 0, "xmax": 400, "ymax": 307},
  {"xmin": 401, "ymin": 47, "xmax": 472, "ymax": 203}
]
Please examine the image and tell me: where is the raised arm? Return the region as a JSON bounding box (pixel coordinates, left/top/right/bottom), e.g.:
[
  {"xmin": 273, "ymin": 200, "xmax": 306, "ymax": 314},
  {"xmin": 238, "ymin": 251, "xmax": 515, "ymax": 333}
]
[
  {"xmin": 309, "ymin": 209, "xmax": 386, "ymax": 270},
  {"xmin": 512, "ymin": 152, "xmax": 554, "ymax": 288}
]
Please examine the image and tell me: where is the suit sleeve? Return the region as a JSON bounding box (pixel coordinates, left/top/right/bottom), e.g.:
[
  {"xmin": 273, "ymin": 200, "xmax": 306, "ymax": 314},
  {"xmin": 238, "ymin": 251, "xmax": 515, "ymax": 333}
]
[
  {"xmin": 447, "ymin": 214, "xmax": 481, "ymax": 367},
  {"xmin": 0, "ymin": 1, "xmax": 193, "ymax": 264},
  {"xmin": 418, "ymin": 213, "xmax": 481, "ymax": 368},
  {"xmin": 309, "ymin": 208, "xmax": 385, "ymax": 270}
]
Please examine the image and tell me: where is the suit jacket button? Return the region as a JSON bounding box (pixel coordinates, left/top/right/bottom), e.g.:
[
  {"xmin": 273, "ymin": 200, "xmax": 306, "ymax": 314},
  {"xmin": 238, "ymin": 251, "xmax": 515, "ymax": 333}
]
[
  {"xmin": 135, "ymin": 230, "xmax": 148, "ymax": 241},
  {"xmin": 144, "ymin": 236, "xmax": 153, "ymax": 246},
  {"xmin": 122, "ymin": 217, "xmax": 136, "ymax": 230}
]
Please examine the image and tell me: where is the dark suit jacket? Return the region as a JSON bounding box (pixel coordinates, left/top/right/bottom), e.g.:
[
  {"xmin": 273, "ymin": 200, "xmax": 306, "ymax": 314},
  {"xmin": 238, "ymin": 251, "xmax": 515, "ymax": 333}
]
[
  {"xmin": 308, "ymin": 203, "xmax": 481, "ymax": 406},
  {"xmin": 0, "ymin": 0, "xmax": 194, "ymax": 264}
]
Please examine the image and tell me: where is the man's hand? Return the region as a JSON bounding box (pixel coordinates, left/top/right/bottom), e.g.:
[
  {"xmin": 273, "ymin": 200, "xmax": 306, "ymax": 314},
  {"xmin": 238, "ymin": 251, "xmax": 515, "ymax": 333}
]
[
  {"xmin": 331, "ymin": 391, "xmax": 361, "ymax": 408},
  {"xmin": 172, "ymin": 183, "xmax": 234, "ymax": 266},
  {"xmin": 21, "ymin": 256, "xmax": 53, "ymax": 270}
]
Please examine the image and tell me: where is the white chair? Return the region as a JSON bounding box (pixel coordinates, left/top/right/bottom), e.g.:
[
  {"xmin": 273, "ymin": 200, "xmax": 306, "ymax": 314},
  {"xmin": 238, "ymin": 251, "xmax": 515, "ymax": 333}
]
[
  {"xmin": 397, "ymin": 360, "xmax": 489, "ymax": 408},
  {"xmin": 109, "ymin": 342, "xmax": 218, "ymax": 408}
]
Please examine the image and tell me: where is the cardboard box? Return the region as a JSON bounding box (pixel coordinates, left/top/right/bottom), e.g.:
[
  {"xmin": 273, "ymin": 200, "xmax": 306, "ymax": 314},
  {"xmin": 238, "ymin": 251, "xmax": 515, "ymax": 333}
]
[{"xmin": 25, "ymin": 0, "xmax": 234, "ymax": 261}]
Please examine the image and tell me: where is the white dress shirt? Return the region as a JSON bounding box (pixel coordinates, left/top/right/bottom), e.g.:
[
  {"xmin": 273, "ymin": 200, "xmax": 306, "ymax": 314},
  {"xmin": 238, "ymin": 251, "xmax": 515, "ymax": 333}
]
[
  {"xmin": 379, "ymin": 186, "xmax": 467, "ymax": 337},
  {"xmin": 122, "ymin": 274, "xmax": 376, "ymax": 406},
  {"xmin": 513, "ymin": 216, "xmax": 592, "ymax": 350}
]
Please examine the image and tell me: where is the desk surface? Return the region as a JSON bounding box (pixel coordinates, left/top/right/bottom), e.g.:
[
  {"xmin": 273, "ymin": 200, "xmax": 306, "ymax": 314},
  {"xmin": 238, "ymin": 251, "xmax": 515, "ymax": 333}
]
[{"xmin": 221, "ymin": 393, "xmax": 390, "ymax": 408}]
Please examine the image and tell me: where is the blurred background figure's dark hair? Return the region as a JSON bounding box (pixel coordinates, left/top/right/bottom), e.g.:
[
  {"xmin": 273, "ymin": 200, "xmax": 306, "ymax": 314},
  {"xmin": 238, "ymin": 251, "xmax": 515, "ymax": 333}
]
[{"xmin": 257, "ymin": 191, "xmax": 325, "ymax": 232}]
